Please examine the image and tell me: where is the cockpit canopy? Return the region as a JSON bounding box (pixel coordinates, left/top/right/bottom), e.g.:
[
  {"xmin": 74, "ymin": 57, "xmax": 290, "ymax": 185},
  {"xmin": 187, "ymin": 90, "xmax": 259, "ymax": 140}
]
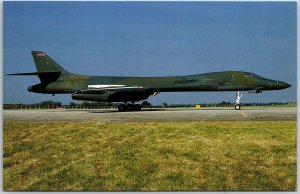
[{"xmin": 244, "ymin": 73, "xmax": 263, "ymax": 79}]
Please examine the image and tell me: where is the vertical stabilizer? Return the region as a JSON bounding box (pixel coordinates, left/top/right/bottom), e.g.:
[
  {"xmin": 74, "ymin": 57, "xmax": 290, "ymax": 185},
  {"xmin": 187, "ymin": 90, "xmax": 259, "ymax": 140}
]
[{"xmin": 31, "ymin": 51, "xmax": 69, "ymax": 74}]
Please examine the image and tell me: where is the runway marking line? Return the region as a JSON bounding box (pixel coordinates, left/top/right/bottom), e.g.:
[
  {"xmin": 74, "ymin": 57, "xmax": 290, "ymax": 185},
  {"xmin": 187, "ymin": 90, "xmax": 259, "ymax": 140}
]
[{"xmin": 240, "ymin": 110, "xmax": 248, "ymax": 118}]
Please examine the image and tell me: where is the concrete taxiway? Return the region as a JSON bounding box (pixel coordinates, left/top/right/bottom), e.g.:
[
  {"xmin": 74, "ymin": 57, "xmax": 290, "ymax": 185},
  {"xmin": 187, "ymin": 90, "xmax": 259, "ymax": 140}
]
[{"xmin": 3, "ymin": 107, "xmax": 297, "ymax": 122}]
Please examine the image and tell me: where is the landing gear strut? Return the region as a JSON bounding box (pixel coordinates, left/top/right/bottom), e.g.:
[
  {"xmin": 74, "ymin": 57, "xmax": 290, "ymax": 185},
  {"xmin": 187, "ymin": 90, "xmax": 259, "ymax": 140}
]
[
  {"xmin": 134, "ymin": 104, "xmax": 142, "ymax": 111},
  {"xmin": 117, "ymin": 103, "xmax": 141, "ymax": 112},
  {"xmin": 235, "ymin": 91, "xmax": 243, "ymax": 110}
]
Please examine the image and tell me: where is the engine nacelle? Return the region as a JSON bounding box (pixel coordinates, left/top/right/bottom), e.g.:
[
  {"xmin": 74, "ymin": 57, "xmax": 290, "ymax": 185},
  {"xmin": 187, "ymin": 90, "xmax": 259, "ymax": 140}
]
[
  {"xmin": 72, "ymin": 91, "xmax": 150, "ymax": 102},
  {"xmin": 72, "ymin": 93, "xmax": 112, "ymax": 101}
]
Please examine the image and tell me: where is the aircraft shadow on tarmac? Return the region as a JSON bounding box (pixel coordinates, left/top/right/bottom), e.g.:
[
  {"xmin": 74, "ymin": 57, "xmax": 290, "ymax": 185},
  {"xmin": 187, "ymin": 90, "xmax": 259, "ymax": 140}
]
[
  {"xmin": 64, "ymin": 108, "xmax": 279, "ymax": 114},
  {"xmin": 86, "ymin": 109, "xmax": 249, "ymax": 113},
  {"xmin": 87, "ymin": 108, "xmax": 166, "ymax": 113}
]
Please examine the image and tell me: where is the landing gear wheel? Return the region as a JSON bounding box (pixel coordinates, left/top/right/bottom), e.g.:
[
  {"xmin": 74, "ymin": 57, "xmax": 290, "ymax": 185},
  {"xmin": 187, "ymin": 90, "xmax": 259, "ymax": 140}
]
[
  {"xmin": 134, "ymin": 104, "xmax": 142, "ymax": 111},
  {"xmin": 234, "ymin": 91, "xmax": 243, "ymax": 110},
  {"xmin": 235, "ymin": 104, "xmax": 241, "ymax": 110},
  {"xmin": 118, "ymin": 104, "xmax": 126, "ymax": 112},
  {"xmin": 126, "ymin": 104, "xmax": 134, "ymax": 111}
]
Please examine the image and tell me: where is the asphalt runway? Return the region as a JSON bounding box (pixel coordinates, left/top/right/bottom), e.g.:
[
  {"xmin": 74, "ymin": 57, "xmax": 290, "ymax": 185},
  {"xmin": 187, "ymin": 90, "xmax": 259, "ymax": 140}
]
[{"xmin": 3, "ymin": 107, "xmax": 297, "ymax": 122}]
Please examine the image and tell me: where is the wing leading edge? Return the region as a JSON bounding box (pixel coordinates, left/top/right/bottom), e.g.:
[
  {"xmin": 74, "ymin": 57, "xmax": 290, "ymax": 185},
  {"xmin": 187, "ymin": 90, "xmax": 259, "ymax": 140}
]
[{"xmin": 78, "ymin": 85, "xmax": 146, "ymax": 94}]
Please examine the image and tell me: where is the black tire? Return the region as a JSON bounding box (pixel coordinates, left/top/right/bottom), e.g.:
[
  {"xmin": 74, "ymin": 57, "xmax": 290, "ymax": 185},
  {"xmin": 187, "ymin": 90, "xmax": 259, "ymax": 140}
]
[
  {"xmin": 126, "ymin": 104, "xmax": 134, "ymax": 111},
  {"xmin": 234, "ymin": 104, "xmax": 241, "ymax": 110},
  {"xmin": 118, "ymin": 104, "xmax": 126, "ymax": 112},
  {"xmin": 134, "ymin": 104, "xmax": 142, "ymax": 111}
]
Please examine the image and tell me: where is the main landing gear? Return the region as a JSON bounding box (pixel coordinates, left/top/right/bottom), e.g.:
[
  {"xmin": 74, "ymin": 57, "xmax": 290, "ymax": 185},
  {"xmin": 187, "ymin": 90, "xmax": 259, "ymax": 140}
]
[
  {"xmin": 118, "ymin": 103, "xmax": 142, "ymax": 112},
  {"xmin": 234, "ymin": 91, "xmax": 243, "ymax": 110}
]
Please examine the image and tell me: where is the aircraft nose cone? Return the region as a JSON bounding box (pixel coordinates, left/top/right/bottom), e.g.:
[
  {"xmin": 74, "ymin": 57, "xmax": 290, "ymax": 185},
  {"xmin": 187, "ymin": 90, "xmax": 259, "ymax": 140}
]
[
  {"xmin": 27, "ymin": 86, "xmax": 33, "ymax": 92},
  {"xmin": 279, "ymin": 81, "xmax": 291, "ymax": 89}
]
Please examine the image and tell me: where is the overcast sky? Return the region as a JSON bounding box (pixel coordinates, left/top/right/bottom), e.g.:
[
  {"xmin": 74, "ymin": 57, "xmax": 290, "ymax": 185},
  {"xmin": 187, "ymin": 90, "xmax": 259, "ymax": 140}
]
[{"xmin": 3, "ymin": 2, "xmax": 296, "ymax": 105}]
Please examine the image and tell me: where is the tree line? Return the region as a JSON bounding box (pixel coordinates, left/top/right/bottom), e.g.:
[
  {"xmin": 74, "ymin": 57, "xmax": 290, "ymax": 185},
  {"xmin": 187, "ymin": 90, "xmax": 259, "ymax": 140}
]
[{"xmin": 3, "ymin": 100, "xmax": 297, "ymax": 109}]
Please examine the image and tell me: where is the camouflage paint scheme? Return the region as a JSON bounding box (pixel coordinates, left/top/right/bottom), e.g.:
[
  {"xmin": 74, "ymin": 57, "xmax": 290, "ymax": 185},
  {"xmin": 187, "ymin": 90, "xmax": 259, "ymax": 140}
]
[{"xmin": 10, "ymin": 51, "xmax": 290, "ymax": 103}]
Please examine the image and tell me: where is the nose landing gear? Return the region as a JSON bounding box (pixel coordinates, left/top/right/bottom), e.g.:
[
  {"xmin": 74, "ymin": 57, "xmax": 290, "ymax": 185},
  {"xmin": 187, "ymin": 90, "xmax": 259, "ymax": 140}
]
[
  {"xmin": 235, "ymin": 91, "xmax": 243, "ymax": 110},
  {"xmin": 234, "ymin": 104, "xmax": 241, "ymax": 110}
]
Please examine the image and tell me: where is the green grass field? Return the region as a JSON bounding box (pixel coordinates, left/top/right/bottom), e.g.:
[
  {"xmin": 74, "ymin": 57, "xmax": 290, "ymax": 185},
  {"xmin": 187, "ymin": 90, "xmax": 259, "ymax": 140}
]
[{"xmin": 3, "ymin": 121, "xmax": 296, "ymax": 191}]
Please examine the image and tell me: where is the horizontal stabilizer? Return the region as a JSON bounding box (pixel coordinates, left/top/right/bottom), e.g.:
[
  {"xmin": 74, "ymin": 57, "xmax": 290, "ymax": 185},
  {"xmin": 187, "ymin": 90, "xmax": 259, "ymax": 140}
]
[
  {"xmin": 6, "ymin": 71, "xmax": 61, "ymax": 76},
  {"xmin": 6, "ymin": 71, "xmax": 61, "ymax": 84}
]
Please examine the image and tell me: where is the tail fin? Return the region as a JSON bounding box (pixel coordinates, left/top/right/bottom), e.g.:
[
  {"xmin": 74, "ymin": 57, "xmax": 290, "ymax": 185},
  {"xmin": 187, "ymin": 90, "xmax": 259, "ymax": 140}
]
[
  {"xmin": 7, "ymin": 51, "xmax": 70, "ymax": 85},
  {"xmin": 31, "ymin": 51, "xmax": 69, "ymax": 74},
  {"xmin": 30, "ymin": 51, "xmax": 71, "ymax": 84},
  {"xmin": 7, "ymin": 51, "xmax": 71, "ymax": 84}
]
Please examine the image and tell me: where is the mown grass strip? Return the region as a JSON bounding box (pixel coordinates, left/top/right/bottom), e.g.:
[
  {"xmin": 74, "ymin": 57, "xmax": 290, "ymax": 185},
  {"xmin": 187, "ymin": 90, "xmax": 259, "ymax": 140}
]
[{"xmin": 3, "ymin": 121, "xmax": 296, "ymax": 191}]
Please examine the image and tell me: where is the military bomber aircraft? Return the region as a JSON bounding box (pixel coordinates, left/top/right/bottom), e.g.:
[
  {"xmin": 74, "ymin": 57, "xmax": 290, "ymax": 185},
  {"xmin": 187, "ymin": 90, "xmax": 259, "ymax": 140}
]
[{"xmin": 8, "ymin": 51, "xmax": 291, "ymax": 111}]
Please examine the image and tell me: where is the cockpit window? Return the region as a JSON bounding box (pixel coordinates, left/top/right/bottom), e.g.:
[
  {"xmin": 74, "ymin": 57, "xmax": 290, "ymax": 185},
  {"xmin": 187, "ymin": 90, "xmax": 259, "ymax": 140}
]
[
  {"xmin": 245, "ymin": 73, "xmax": 250, "ymax": 77},
  {"xmin": 244, "ymin": 73, "xmax": 262, "ymax": 79},
  {"xmin": 251, "ymin": 74, "xmax": 262, "ymax": 78}
]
